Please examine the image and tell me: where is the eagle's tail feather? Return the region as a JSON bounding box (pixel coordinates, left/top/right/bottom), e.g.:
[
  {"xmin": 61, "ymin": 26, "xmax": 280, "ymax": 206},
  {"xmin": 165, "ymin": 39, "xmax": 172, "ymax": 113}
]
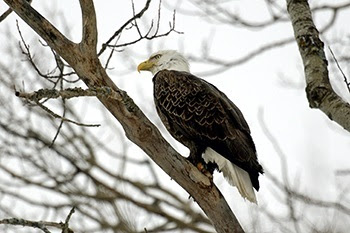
[{"xmin": 203, "ymin": 147, "xmax": 257, "ymax": 204}]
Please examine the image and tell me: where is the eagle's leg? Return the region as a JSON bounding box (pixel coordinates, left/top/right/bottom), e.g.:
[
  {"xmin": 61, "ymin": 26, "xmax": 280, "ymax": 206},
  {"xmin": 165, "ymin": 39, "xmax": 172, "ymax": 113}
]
[
  {"xmin": 187, "ymin": 145, "xmax": 204, "ymax": 166},
  {"xmin": 187, "ymin": 146, "xmax": 214, "ymax": 179}
]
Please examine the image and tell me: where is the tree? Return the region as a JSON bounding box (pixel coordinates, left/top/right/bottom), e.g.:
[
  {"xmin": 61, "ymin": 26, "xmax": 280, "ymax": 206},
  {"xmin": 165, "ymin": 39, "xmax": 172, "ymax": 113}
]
[
  {"xmin": 1, "ymin": 0, "xmax": 241, "ymax": 232},
  {"xmin": 1, "ymin": 0, "xmax": 349, "ymax": 232}
]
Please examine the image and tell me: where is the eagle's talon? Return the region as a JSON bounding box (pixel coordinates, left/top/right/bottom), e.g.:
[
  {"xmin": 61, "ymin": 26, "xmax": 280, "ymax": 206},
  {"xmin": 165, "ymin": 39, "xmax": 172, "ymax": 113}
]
[{"xmin": 196, "ymin": 162, "xmax": 213, "ymax": 179}]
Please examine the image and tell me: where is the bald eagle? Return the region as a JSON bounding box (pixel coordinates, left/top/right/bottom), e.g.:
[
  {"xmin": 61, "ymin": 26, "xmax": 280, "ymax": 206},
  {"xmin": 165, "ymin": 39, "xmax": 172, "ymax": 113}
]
[{"xmin": 138, "ymin": 50, "xmax": 263, "ymax": 203}]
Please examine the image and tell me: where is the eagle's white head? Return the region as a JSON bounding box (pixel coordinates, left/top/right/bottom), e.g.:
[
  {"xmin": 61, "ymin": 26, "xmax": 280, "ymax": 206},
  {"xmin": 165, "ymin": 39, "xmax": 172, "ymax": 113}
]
[{"xmin": 137, "ymin": 50, "xmax": 190, "ymax": 75}]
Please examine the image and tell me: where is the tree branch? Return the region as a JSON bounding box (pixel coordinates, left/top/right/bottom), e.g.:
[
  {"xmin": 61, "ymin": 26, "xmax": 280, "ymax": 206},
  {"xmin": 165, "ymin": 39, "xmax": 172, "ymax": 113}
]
[
  {"xmin": 0, "ymin": 218, "xmax": 51, "ymax": 233},
  {"xmin": 79, "ymin": 0, "xmax": 98, "ymax": 56},
  {"xmin": 286, "ymin": 0, "xmax": 350, "ymax": 132},
  {"xmin": 98, "ymin": 0, "xmax": 151, "ymax": 56},
  {"xmin": 0, "ymin": 207, "xmax": 75, "ymax": 233},
  {"xmin": 15, "ymin": 87, "xmax": 114, "ymax": 101}
]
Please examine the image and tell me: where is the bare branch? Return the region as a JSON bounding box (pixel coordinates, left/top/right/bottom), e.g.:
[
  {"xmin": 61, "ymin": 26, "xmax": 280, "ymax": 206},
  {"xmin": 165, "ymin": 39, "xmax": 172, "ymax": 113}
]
[
  {"xmin": 0, "ymin": 218, "xmax": 51, "ymax": 233},
  {"xmin": 107, "ymin": 10, "xmax": 182, "ymax": 49},
  {"xmin": 286, "ymin": 0, "xmax": 350, "ymax": 132},
  {"xmin": 0, "ymin": 208, "xmax": 75, "ymax": 233},
  {"xmin": 98, "ymin": 0, "xmax": 152, "ymax": 56},
  {"xmin": 15, "ymin": 86, "xmax": 114, "ymax": 102}
]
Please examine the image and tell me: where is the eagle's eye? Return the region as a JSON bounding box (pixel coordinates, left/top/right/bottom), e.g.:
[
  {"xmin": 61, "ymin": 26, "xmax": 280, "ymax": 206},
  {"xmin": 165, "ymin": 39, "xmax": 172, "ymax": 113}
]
[{"xmin": 151, "ymin": 54, "xmax": 162, "ymax": 60}]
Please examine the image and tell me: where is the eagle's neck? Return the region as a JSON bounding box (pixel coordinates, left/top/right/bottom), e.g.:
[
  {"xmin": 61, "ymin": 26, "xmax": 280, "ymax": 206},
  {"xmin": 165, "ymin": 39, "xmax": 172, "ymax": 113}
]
[{"xmin": 151, "ymin": 57, "xmax": 190, "ymax": 75}]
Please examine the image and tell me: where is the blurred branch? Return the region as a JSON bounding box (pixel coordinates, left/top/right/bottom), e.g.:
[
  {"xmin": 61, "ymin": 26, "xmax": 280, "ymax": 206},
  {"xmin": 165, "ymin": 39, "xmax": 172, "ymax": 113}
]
[
  {"xmin": 336, "ymin": 169, "xmax": 350, "ymax": 176},
  {"xmin": 189, "ymin": 15, "xmax": 340, "ymax": 77},
  {"xmin": 259, "ymin": 108, "xmax": 302, "ymax": 233},
  {"xmin": 176, "ymin": 0, "xmax": 350, "ymax": 76},
  {"xmin": 190, "ymin": 37, "xmax": 294, "ymax": 77},
  {"xmin": 259, "ymin": 107, "xmax": 350, "ymax": 231},
  {"xmin": 36, "ymin": 100, "xmax": 100, "ymax": 127},
  {"xmin": 0, "ymin": 8, "xmax": 13, "ymax": 23},
  {"xmin": 165, "ymin": 0, "xmax": 288, "ymax": 27},
  {"xmin": 287, "ymin": 0, "xmax": 350, "ymax": 132},
  {"xmin": 0, "ymin": 208, "xmax": 75, "ymax": 233},
  {"xmin": 266, "ymin": 171, "xmax": 350, "ymax": 216}
]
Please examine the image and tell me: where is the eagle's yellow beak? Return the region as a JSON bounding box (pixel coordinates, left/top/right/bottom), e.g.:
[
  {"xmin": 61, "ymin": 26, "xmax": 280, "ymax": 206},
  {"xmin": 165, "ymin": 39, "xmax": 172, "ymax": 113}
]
[{"xmin": 137, "ymin": 59, "xmax": 155, "ymax": 73}]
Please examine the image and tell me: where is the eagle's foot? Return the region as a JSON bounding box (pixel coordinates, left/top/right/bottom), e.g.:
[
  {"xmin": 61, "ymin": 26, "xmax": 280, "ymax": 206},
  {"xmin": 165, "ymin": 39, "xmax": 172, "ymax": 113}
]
[{"xmin": 196, "ymin": 162, "xmax": 213, "ymax": 179}]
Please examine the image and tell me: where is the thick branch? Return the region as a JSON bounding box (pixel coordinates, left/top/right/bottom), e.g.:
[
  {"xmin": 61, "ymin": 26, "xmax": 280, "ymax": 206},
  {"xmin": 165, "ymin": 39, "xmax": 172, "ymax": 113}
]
[
  {"xmin": 4, "ymin": 0, "xmax": 245, "ymax": 232},
  {"xmin": 286, "ymin": 0, "xmax": 350, "ymax": 132},
  {"xmin": 79, "ymin": 0, "xmax": 98, "ymax": 55}
]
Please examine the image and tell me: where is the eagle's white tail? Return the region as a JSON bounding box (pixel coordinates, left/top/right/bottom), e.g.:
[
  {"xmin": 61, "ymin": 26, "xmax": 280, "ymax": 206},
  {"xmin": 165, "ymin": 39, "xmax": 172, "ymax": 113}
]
[{"xmin": 203, "ymin": 147, "xmax": 257, "ymax": 204}]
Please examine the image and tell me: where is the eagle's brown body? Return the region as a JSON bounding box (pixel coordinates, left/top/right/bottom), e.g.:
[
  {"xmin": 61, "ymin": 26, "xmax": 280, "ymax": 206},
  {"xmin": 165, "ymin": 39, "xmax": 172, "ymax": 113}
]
[{"xmin": 153, "ymin": 69, "xmax": 263, "ymax": 190}]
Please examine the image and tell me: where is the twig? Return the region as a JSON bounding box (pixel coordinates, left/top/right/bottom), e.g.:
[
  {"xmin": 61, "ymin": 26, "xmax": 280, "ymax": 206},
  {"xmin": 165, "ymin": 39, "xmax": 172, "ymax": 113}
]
[
  {"xmin": 104, "ymin": 35, "xmax": 121, "ymax": 70},
  {"xmin": 62, "ymin": 207, "xmax": 75, "ymax": 233},
  {"xmin": 328, "ymin": 46, "xmax": 350, "ymax": 94},
  {"xmin": 98, "ymin": 0, "xmax": 152, "ymax": 56},
  {"xmin": 49, "ymin": 99, "xmax": 66, "ymax": 147},
  {"xmin": 107, "ymin": 10, "xmax": 182, "ymax": 49}
]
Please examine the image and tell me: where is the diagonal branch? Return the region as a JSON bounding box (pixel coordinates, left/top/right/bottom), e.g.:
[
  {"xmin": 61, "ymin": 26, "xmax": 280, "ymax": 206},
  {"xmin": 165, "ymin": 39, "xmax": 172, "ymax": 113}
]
[{"xmin": 286, "ymin": 0, "xmax": 350, "ymax": 132}]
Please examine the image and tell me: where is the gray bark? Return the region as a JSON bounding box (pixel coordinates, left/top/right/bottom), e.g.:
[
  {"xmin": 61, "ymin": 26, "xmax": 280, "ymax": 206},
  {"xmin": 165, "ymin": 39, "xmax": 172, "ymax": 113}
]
[{"xmin": 287, "ymin": 0, "xmax": 350, "ymax": 132}]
